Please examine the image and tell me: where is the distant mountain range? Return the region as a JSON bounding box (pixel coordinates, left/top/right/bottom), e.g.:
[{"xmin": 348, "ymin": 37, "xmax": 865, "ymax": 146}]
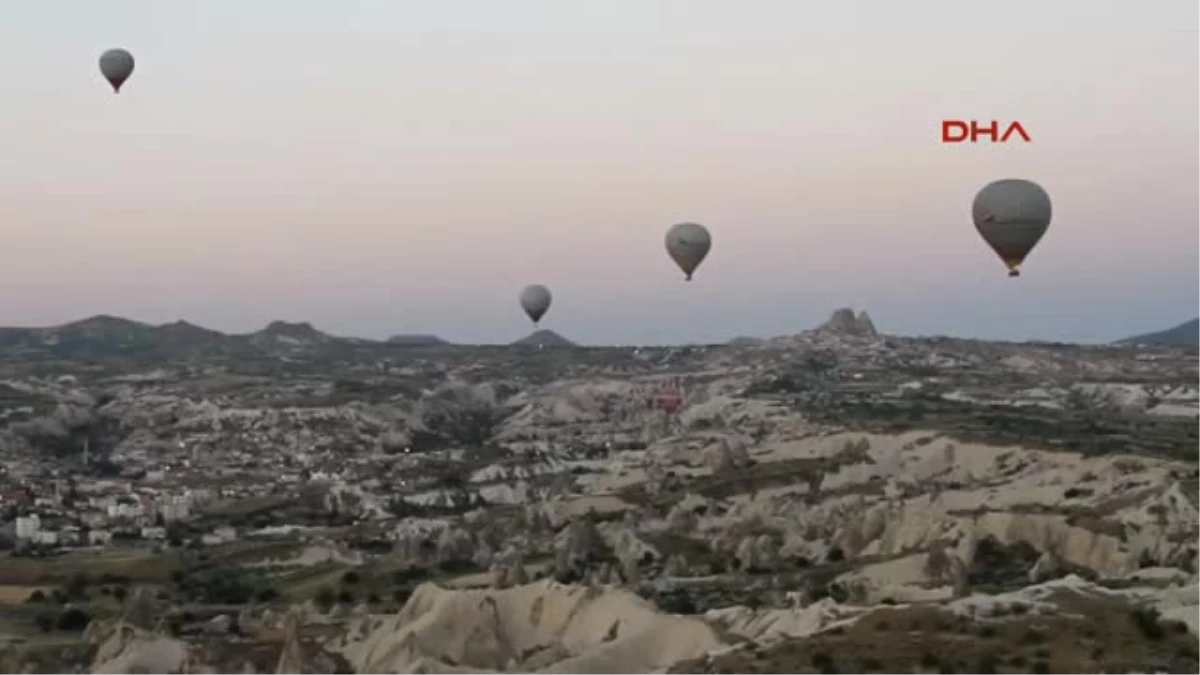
[
  {"xmin": 0, "ymin": 315, "xmax": 587, "ymax": 358},
  {"xmin": 1116, "ymin": 318, "xmax": 1199, "ymax": 348},
  {"xmin": 0, "ymin": 315, "xmax": 444, "ymax": 358},
  {"xmin": 0, "ymin": 313, "xmax": 1193, "ymax": 358}
]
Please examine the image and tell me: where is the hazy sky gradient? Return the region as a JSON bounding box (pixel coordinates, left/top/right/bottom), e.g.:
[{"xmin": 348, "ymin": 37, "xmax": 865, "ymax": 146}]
[{"xmin": 1, "ymin": 1, "xmax": 1196, "ymax": 345}]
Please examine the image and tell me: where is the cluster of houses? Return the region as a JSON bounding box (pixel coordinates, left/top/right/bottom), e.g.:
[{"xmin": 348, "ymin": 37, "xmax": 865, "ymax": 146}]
[
  {"xmin": 2, "ymin": 477, "xmax": 202, "ymax": 550},
  {"xmin": 0, "ymin": 443, "xmax": 431, "ymax": 554}
]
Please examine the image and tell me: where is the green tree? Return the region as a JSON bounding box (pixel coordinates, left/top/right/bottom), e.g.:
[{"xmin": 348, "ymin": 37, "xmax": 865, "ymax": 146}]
[{"xmin": 315, "ymin": 586, "xmax": 336, "ymax": 610}]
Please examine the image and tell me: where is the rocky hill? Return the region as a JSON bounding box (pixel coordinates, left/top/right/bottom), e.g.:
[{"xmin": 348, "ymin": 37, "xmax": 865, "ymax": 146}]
[
  {"xmin": 815, "ymin": 307, "xmax": 878, "ymax": 338},
  {"xmin": 512, "ymin": 329, "xmax": 577, "ymax": 348},
  {"xmin": 0, "ymin": 315, "xmax": 197, "ymax": 354},
  {"xmin": 0, "ymin": 315, "xmax": 531, "ymax": 358},
  {"xmin": 1118, "ymin": 318, "xmax": 1199, "ymax": 348},
  {"xmin": 0, "ymin": 315, "xmax": 338, "ymax": 357},
  {"xmin": 251, "ymin": 320, "xmax": 334, "ymax": 345},
  {"xmin": 0, "ymin": 316, "xmax": 372, "ymax": 360},
  {"xmin": 386, "ymin": 334, "xmax": 450, "ymax": 347}
]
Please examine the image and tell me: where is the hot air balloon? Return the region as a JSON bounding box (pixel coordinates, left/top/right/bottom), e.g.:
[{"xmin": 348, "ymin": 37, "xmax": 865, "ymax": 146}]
[
  {"xmin": 665, "ymin": 222, "xmax": 712, "ymax": 281},
  {"xmin": 519, "ymin": 284, "xmax": 552, "ymax": 326},
  {"xmin": 972, "ymin": 179, "xmax": 1052, "ymax": 278},
  {"xmin": 99, "ymin": 49, "xmax": 135, "ymax": 93},
  {"xmin": 652, "ymin": 377, "xmax": 685, "ymax": 415}
]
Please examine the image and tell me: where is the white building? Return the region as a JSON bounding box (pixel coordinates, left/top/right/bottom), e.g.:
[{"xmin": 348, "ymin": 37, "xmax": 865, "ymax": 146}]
[
  {"xmin": 201, "ymin": 526, "xmax": 238, "ymax": 546},
  {"xmin": 15, "ymin": 514, "xmax": 40, "ymax": 540},
  {"xmin": 107, "ymin": 502, "xmax": 146, "ymax": 520},
  {"xmin": 59, "ymin": 526, "xmax": 82, "ymax": 547},
  {"xmin": 159, "ymin": 494, "xmax": 191, "ymax": 523}
]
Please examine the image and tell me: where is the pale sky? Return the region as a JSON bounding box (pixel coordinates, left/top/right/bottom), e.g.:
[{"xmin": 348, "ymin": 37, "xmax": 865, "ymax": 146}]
[{"xmin": 0, "ymin": 0, "xmax": 1196, "ymax": 345}]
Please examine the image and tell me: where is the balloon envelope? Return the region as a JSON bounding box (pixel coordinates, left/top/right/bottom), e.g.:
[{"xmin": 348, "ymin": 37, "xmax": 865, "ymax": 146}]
[
  {"xmin": 99, "ymin": 48, "xmax": 135, "ymax": 93},
  {"xmin": 665, "ymin": 222, "xmax": 712, "ymax": 281},
  {"xmin": 519, "ymin": 284, "xmax": 552, "ymax": 324},
  {"xmin": 972, "ymin": 179, "xmax": 1051, "ymax": 277}
]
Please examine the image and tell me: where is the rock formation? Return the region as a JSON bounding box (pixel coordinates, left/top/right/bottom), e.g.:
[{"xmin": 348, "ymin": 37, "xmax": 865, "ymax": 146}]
[
  {"xmin": 275, "ymin": 609, "xmax": 305, "ymax": 675},
  {"xmin": 816, "ymin": 307, "xmax": 878, "ymax": 338},
  {"xmin": 340, "ymin": 580, "xmax": 723, "ymax": 673}
]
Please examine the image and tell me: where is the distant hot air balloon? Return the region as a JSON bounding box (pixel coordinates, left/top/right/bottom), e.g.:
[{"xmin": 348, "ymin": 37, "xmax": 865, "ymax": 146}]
[
  {"xmin": 519, "ymin": 284, "xmax": 552, "ymax": 326},
  {"xmin": 665, "ymin": 222, "xmax": 712, "ymax": 281},
  {"xmin": 972, "ymin": 179, "xmax": 1052, "ymax": 278},
  {"xmin": 99, "ymin": 48, "xmax": 135, "ymax": 93},
  {"xmin": 653, "ymin": 378, "xmax": 685, "ymax": 415}
]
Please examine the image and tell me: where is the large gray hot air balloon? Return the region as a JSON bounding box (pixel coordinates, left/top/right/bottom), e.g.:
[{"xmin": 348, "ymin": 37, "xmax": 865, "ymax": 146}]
[
  {"xmin": 665, "ymin": 222, "xmax": 712, "ymax": 281},
  {"xmin": 972, "ymin": 179, "xmax": 1052, "ymax": 278},
  {"xmin": 99, "ymin": 48, "xmax": 135, "ymax": 93},
  {"xmin": 519, "ymin": 284, "xmax": 552, "ymax": 326}
]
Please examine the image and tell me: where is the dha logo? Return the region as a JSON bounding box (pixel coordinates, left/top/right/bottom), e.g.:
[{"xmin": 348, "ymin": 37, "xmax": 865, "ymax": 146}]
[{"xmin": 941, "ymin": 120, "xmax": 1031, "ymax": 144}]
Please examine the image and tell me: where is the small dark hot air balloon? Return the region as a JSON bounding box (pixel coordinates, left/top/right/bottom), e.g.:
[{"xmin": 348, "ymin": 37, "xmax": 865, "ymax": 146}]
[
  {"xmin": 99, "ymin": 48, "xmax": 135, "ymax": 93},
  {"xmin": 519, "ymin": 284, "xmax": 552, "ymax": 326},
  {"xmin": 972, "ymin": 179, "xmax": 1052, "ymax": 278},
  {"xmin": 665, "ymin": 222, "xmax": 712, "ymax": 281}
]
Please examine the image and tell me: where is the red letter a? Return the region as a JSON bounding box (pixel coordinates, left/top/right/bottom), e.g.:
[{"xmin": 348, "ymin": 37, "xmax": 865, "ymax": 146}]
[{"xmin": 1001, "ymin": 121, "xmax": 1032, "ymax": 142}]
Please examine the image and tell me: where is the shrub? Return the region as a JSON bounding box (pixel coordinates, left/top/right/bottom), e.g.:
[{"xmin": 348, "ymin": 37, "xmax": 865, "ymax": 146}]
[
  {"xmin": 1020, "ymin": 628, "xmax": 1046, "ymax": 644},
  {"xmin": 1131, "ymin": 608, "xmax": 1165, "ymax": 640},
  {"xmin": 315, "ymin": 586, "xmax": 336, "ymax": 610},
  {"xmin": 977, "ymin": 654, "xmax": 999, "ymax": 674},
  {"xmin": 55, "ymin": 608, "xmax": 92, "ymax": 631}
]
